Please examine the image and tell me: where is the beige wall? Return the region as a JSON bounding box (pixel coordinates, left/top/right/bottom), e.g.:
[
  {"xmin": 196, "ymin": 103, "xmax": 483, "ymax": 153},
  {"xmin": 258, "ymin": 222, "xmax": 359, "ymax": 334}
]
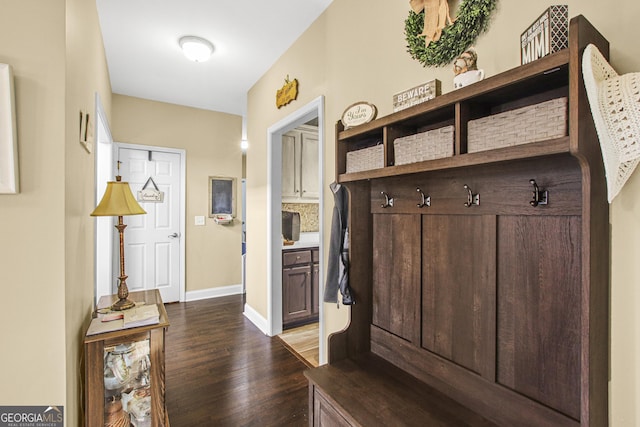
[
  {"xmin": 246, "ymin": 0, "xmax": 640, "ymax": 424},
  {"xmin": 112, "ymin": 95, "xmax": 243, "ymax": 293},
  {"xmin": 0, "ymin": 0, "xmax": 111, "ymax": 425},
  {"xmin": 65, "ymin": 0, "xmax": 113, "ymax": 424},
  {"xmin": 0, "ymin": 0, "xmax": 67, "ymax": 410},
  {"xmin": 245, "ymin": 0, "xmax": 329, "ymax": 320}
]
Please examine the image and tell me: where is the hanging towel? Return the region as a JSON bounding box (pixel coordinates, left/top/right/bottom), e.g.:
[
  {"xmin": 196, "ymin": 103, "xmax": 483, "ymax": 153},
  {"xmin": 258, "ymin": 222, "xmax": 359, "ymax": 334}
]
[{"xmin": 323, "ymin": 182, "xmax": 354, "ymax": 305}]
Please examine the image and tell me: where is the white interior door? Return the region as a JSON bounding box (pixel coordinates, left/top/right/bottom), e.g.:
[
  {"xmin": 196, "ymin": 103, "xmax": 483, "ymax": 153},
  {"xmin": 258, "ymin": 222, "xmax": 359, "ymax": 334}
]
[{"xmin": 116, "ymin": 147, "xmax": 182, "ymax": 302}]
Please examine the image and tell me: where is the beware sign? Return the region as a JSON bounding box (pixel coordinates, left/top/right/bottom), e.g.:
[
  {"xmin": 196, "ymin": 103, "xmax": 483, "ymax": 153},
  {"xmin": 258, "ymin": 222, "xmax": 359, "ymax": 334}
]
[{"xmin": 393, "ymin": 79, "xmax": 441, "ymax": 112}]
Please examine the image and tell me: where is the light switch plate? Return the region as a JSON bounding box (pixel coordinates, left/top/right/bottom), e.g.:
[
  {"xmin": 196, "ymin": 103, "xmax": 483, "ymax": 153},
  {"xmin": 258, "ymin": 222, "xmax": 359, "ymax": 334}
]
[{"xmin": 194, "ymin": 215, "xmax": 205, "ymax": 226}]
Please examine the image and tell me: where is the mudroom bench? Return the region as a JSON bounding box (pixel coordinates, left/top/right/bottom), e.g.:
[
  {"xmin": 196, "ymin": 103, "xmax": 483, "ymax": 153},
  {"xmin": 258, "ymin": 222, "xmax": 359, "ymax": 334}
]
[
  {"xmin": 306, "ymin": 16, "xmax": 610, "ymax": 427},
  {"xmin": 305, "ymin": 354, "xmax": 495, "ymax": 426}
]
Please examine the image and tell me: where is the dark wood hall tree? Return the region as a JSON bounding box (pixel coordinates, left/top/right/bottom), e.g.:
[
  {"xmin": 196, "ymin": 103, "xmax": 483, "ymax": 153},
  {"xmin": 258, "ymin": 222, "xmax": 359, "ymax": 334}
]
[{"xmin": 306, "ymin": 15, "xmax": 610, "ymax": 427}]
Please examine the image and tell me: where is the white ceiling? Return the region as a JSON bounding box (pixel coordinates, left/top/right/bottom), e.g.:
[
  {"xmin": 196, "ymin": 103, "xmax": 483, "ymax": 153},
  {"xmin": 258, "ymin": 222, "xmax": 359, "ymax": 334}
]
[{"xmin": 96, "ymin": 0, "xmax": 334, "ymax": 116}]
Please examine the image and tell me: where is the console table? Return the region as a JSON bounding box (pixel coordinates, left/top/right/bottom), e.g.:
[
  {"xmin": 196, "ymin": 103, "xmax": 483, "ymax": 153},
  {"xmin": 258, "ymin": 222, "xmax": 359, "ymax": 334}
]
[{"xmin": 84, "ymin": 290, "xmax": 170, "ymax": 427}]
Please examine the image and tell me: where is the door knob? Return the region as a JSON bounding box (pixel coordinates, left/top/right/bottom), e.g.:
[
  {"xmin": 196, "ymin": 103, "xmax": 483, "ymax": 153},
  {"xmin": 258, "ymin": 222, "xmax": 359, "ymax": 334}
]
[{"xmin": 168, "ymin": 232, "xmax": 180, "ymax": 238}]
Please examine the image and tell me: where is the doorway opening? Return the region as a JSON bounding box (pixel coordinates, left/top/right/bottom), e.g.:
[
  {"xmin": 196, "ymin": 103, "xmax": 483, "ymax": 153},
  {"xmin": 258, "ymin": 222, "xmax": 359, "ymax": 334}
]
[
  {"xmin": 266, "ymin": 96, "xmax": 326, "ymax": 365},
  {"xmin": 94, "ymin": 93, "xmax": 114, "ymax": 304}
]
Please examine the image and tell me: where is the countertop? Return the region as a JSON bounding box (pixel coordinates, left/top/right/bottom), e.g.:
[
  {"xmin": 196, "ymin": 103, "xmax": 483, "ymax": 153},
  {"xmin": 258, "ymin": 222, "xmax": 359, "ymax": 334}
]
[{"xmin": 282, "ymin": 232, "xmax": 319, "ymax": 250}]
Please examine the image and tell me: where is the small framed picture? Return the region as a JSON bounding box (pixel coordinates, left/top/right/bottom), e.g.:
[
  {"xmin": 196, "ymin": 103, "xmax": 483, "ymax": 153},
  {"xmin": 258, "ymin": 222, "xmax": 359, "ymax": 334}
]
[
  {"xmin": 208, "ymin": 176, "xmax": 236, "ymax": 218},
  {"xmin": 0, "ymin": 63, "xmax": 19, "ymax": 194}
]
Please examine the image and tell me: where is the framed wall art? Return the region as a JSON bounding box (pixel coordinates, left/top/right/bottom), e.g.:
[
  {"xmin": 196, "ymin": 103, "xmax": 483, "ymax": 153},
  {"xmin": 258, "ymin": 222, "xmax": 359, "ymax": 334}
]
[
  {"xmin": 0, "ymin": 63, "xmax": 19, "ymax": 194},
  {"xmin": 208, "ymin": 176, "xmax": 236, "ymax": 219}
]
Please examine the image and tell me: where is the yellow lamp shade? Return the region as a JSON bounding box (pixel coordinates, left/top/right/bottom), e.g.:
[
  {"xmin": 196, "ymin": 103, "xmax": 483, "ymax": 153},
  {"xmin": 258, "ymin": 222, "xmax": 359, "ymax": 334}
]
[{"xmin": 91, "ymin": 180, "xmax": 147, "ymax": 216}]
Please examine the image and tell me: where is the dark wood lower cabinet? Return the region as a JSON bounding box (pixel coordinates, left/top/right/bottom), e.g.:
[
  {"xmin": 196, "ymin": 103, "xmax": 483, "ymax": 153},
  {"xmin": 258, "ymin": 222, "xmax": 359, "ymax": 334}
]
[
  {"xmin": 283, "ymin": 264, "xmax": 313, "ymax": 323},
  {"xmin": 283, "ymin": 247, "xmax": 319, "ymax": 329},
  {"xmin": 497, "ymin": 215, "xmax": 582, "ymax": 419},
  {"xmin": 422, "ymin": 214, "xmax": 496, "ymax": 380},
  {"xmin": 311, "ymin": 261, "xmax": 319, "ymax": 317},
  {"xmin": 372, "ymin": 214, "xmax": 421, "ymax": 344}
]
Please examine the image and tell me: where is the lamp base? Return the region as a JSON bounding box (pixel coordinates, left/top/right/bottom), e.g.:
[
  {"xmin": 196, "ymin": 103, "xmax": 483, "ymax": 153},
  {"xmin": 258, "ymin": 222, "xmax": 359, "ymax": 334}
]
[{"xmin": 110, "ymin": 297, "xmax": 135, "ymax": 311}]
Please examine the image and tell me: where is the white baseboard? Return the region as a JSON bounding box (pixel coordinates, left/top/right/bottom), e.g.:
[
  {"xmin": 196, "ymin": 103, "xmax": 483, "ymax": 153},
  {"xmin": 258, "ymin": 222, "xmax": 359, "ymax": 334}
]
[
  {"xmin": 185, "ymin": 284, "xmax": 243, "ymax": 302},
  {"xmin": 243, "ymin": 303, "xmax": 270, "ymax": 336}
]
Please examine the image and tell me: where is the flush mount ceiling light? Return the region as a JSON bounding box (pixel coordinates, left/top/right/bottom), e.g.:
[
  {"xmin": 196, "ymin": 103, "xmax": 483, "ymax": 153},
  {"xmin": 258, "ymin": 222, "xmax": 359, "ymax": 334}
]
[{"xmin": 179, "ymin": 36, "xmax": 214, "ymax": 62}]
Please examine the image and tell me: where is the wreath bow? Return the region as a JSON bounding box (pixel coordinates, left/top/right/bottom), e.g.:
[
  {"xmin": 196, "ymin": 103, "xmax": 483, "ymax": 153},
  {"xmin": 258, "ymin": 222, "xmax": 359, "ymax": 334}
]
[
  {"xmin": 405, "ymin": 0, "xmax": 497, "ymax": 67},
  {"xmin": 409, "ymin": 0, "xmax": 454, "ymax": 47}
]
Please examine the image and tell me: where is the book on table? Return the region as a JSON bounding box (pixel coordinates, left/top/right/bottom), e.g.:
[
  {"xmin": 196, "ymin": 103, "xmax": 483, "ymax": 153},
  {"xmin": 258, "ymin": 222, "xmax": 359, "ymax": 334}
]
[
  {"xmin": 87, "ymin": 303, "xmax": 160, "ymax": 335},
  {"xmin": 123, "ymin": 304, "xmax": 160, "ymax": 328}
]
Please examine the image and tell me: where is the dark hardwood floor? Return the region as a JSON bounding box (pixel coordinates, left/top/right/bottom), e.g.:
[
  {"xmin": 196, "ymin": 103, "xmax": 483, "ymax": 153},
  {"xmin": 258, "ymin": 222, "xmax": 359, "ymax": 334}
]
[{"xmin": 164, "ymin": 295, "xmax": 309, "ymax": 426}]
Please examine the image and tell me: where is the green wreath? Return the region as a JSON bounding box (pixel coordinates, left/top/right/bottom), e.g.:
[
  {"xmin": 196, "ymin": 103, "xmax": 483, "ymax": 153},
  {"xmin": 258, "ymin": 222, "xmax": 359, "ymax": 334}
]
[{"xmin": 405, "ymin": 0, "xmax": 497, "ymax": 67}]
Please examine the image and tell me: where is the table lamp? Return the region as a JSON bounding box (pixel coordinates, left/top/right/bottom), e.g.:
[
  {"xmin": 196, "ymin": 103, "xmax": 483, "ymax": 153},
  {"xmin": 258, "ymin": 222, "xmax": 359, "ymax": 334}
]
[{"xmin": 91, "ymin": 176, "xmax": 146, "ymax": 310}]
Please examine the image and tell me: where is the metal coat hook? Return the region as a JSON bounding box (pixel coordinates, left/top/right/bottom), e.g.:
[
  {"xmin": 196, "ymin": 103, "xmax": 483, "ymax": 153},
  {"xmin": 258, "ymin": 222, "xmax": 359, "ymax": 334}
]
[
  {"xmin": 380, "ymin": 191, "xmax": 394, "ymax": 208},
  {"xmin": 529, "ymin": 179, "xmax": 549, "ymax": 207},
  {"xmin": 463, "ymin": 184, "xmax": 480, "ymax": 207},
  {"xmin": 416, "ymin": 187, "xmax": 431, "ymax": 208}
]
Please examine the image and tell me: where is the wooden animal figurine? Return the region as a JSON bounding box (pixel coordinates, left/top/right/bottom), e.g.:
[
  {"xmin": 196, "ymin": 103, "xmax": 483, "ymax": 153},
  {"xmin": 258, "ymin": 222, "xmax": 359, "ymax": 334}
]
[{"xmin": 453, "ymin": 48, "xmax": 478, "ymax": 76}]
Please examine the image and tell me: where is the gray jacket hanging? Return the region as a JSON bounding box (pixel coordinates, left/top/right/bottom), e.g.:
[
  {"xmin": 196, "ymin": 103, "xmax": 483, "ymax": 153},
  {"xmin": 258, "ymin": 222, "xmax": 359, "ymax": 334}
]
[{"xmin": 323, "ymin": 182, "xmax": 354, "ymax": 305}]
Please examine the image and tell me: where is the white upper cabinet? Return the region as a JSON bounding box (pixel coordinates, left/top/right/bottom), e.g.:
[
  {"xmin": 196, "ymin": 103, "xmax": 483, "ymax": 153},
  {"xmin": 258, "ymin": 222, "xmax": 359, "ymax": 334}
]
[
  {"xmin": 282, "ymin": 132, "xmax": 297, "ymax": 198},
  {"xmin": 282, "ymin": 125, "xmax": 319, "ymax": 202}
]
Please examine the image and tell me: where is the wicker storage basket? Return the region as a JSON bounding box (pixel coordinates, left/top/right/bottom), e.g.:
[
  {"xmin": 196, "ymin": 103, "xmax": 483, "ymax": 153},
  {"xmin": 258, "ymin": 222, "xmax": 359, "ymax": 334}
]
[
  {"xmin": 346, "ymin": 144, "xmax": 384, "ymax": 173},
  {"xmin": 467, "ymin": 97, "xmax": 567, "ymax": 153},
  {"xmin": 394, "ymin": 125, "xmax": 455, "ymax": 165}
]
